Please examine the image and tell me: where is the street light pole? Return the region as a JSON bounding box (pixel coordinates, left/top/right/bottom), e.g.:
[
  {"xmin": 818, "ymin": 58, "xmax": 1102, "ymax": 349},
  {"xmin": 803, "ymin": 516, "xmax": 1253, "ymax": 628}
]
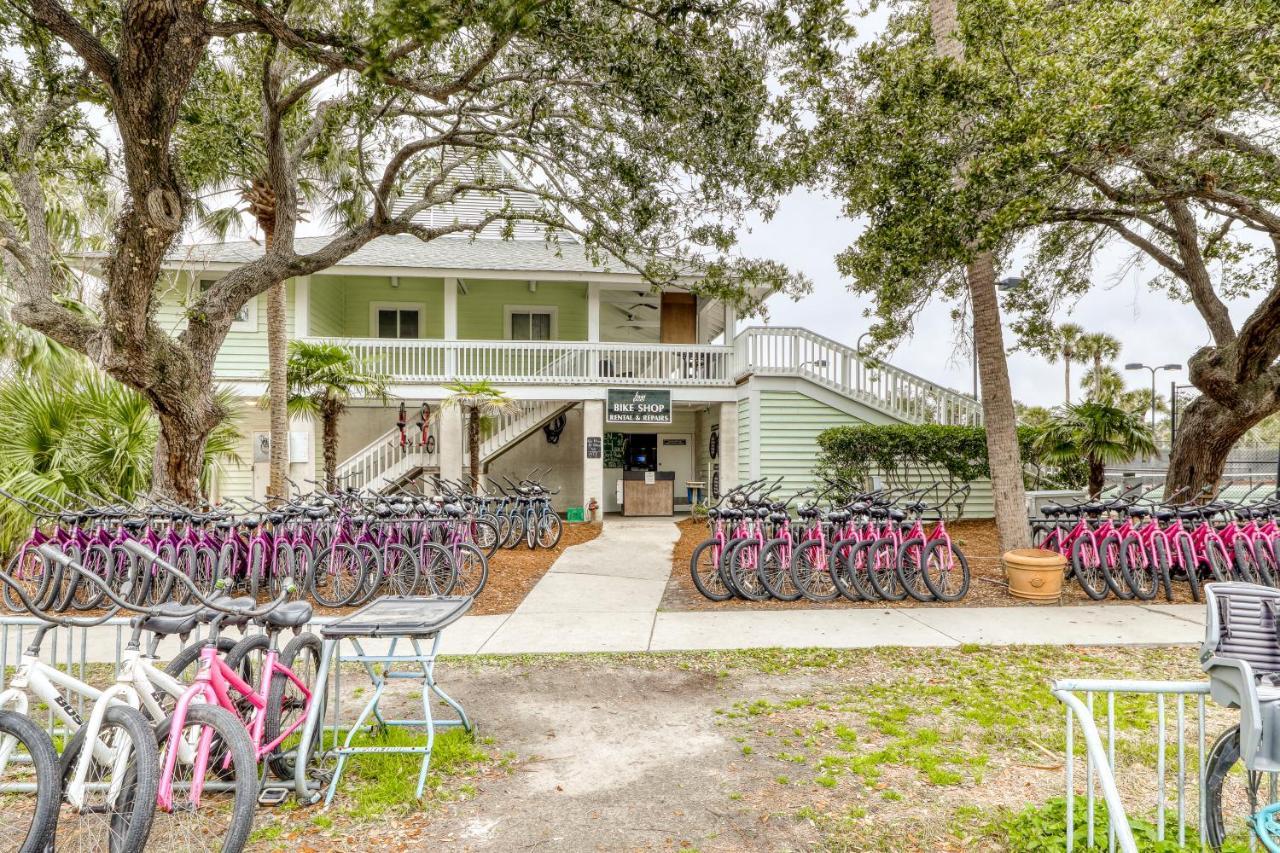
[{"xmin": 1124, "ymin": 362, "xmax": 1183, "ymax": 445}]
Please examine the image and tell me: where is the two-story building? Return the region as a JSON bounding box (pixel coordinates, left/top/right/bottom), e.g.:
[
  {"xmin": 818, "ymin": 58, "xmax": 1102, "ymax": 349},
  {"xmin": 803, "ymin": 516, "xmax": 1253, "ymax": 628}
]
[{"xmin": 156, "ymin": 221, "xmax": 986, "ymax": 519}]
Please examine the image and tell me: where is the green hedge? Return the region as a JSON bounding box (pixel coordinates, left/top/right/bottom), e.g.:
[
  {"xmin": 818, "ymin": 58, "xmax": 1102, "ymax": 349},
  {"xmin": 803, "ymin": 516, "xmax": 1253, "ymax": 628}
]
[{"xmin": 815, "ymin": 424, "xmax": 1086, "ymax": 491}]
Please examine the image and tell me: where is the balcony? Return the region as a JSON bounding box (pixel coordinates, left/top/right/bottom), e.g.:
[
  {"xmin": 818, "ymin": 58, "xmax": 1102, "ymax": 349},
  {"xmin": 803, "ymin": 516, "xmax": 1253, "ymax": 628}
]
[{"xmin": 299, "ymin": 337, "xmax": 738, "ymax": 386}]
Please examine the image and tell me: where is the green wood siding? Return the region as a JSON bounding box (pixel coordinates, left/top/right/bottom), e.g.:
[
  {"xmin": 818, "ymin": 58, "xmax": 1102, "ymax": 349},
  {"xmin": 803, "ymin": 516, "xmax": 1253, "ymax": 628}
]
[
  {"xmin": 457, "ymin": 280, "xmax": 587, "ymax": 340},
  {"xmin": 737, "ymin": 396, "xmax": 751, "ymax": 484},
  {"xmin": 757, "ymin": 390, "xmax": 856, "ymax": 496},
  {"xmin": 310, "ymin": 274, "xmax": 445, "ymax": 339},
  {"xmin": 154, "ymin": 273, "xmax": 295, "ymax": 379}
]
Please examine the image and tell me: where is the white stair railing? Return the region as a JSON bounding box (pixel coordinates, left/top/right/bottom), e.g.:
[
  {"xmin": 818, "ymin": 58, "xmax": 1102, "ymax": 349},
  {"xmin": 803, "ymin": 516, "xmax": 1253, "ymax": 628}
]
[
  {"xmin": 733, "ymin": 327, "xmax": 983, "ymax": 426},
  {"xmin": 335, "ymin": 425, "xmax": 438, "ymax": 492},
  {"xmin": 479, "ymin": 400, "xmax": 575, "ymax": 463}
]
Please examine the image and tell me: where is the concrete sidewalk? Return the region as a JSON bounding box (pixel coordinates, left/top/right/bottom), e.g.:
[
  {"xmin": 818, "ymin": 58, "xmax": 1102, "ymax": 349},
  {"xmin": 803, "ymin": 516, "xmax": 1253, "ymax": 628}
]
[{"xmin": 0, "ymin": 517, "xmax": 1209, "ymax": 664}]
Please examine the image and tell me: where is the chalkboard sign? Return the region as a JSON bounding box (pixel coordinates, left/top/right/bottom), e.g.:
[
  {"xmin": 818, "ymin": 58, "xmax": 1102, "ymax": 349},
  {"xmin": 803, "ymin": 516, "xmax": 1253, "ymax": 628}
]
[
  {"xmin": 603, "ymin": 432, "xmax": 626, "ymax": 468},
  {"xmin": 586, "ymin": 436, "xmax": 602, "ymax": 459}
]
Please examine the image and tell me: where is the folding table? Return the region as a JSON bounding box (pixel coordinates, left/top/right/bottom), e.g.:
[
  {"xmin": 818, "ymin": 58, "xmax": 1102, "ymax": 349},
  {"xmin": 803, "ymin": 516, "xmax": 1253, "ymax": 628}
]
[{"xmin": 292, "ymin": 595, "xmax": 473, "ymax": 805}]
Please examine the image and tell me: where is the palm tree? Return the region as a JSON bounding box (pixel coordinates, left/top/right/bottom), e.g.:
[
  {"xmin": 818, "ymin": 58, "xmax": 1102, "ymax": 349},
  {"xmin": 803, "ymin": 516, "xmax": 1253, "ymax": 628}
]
[
  {"xmin": 283, "ymin": 341, "xmax": 387, "ymax": 492},
  {"xmin": 1085, "ymin": 365, "xmax": 1126, "ymax": 403},
  {"xmin": 1055, "ymin": 323, "xmax": 1084, "ymax": 404},
  {"xmin": 928, "ymin": 0, "xmax": 1030, "ymax": 551},
  {"xmin": 1033, "ymin": 401, "xmax": 1157, "ymax": 497},
  {"xmin": 442, "ymin": 380, "xmax": 520, "ymax": 484},
  {"xmin": 1076, "ymin": 332, "xmax": 1122, "ymax": 401}
]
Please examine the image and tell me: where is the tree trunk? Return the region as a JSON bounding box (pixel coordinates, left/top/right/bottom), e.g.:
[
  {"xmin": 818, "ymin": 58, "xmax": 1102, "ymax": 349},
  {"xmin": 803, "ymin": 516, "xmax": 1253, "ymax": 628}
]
[
  {"xmin": 266, "ymin": 276, "xmax": 288, "ymax": 503},
  {"xmin": 152, "ymin": 406, "xmax": 217, "ymax": 505},
  {"xmin": 929, "ymin": 0, "xmax": 1029, "ymax": 551},
  {"xmin": 321, "ymin": 402, "xmax": 340, "ymax": 493},
  {"xmin": 1166, "ymin": 395, "xmax": 1263, "ymax": 498},
  {"xmin": 1087, "ymin": 457, "xmax": 1106, "ymax": 498},
  {"xmin": 969, "ymin": 252, "xmax": 1032, "ymax": 550},
  {"xmin": 468, "ymin": 407, "xmax": 481, "ymax": 484},
  {"xmin": 1064, "ymin": 360, "xmax": 1071, "ymax": 405}
]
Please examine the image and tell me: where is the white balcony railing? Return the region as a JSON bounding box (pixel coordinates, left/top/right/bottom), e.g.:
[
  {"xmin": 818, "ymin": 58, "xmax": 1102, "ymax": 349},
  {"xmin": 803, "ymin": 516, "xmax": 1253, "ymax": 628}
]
[{"xmin": 301, "ymin": 337, "xmax": 735, "ymax": 386}]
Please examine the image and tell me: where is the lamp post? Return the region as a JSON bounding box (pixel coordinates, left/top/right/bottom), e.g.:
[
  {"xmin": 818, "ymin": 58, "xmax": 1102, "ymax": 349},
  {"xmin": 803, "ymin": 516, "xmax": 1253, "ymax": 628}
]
[{"xmin": 1124, "ymin": 362, "xmax": 1182, "ymax": 438}]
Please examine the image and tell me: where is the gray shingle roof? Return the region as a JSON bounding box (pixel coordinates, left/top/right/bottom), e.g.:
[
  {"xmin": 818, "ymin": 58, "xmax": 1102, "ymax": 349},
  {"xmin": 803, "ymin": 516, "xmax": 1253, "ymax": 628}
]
[{"xmin": 164, "ymin": 233, "xmax": 642, "ymax": 276}]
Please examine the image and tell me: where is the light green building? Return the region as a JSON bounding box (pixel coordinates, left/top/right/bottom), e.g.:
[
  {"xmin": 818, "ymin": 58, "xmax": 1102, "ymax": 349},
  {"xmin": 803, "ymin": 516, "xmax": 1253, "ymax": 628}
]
[{"xmin": 159, "ymin": 228, "xmax": 984, "ymax": 517}]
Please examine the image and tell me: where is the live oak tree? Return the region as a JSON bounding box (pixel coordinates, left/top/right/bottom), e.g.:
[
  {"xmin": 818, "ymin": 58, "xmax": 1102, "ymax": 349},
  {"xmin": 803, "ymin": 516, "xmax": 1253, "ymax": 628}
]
[
  {"xmin": 811, "ymin": 0, "xmax": 1280, "ymax": 501},
  {"xmin": 0, "ymin": 0, "xmax": 844, "ymax": 503}
]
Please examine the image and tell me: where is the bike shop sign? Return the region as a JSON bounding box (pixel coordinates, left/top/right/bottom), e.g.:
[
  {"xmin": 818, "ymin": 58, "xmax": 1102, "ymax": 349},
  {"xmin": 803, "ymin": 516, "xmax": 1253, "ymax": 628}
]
[{"xmin": 607, "ymin": 389, "xmax": 672, "ymax": 424}]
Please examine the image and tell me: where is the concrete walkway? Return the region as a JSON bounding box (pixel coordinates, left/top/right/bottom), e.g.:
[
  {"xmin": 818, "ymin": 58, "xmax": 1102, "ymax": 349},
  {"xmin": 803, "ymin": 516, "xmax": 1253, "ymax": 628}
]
[{"xmin": 0, "ymin": 518, "xmax": 1210, "ymax": 664}]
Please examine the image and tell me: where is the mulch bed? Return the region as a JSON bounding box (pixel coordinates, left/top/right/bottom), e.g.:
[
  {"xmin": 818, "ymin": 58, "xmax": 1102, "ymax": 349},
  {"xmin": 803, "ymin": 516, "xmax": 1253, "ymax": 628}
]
[{"xmin": 661, "ymin": 516, "xmax": 1201, "ymax": 611}]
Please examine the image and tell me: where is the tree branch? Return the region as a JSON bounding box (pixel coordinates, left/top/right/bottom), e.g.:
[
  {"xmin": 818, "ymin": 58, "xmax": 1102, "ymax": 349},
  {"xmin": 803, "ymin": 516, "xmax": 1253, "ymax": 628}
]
[{"xmin": 26, "ymin": 0, "xmax": 119, "ymax": 90}]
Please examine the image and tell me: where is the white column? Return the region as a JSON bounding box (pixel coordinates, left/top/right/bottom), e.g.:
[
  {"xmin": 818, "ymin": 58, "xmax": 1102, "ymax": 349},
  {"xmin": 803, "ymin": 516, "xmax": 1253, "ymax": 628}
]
[
  {"xmin": 444, "ymin": 277, "xmax": 458, "ymax": 378},
  {"xmin": 439, "ymin": 404, "xmax": 464, "ymax": 483},
  {"xmin": 723, "ymin": 302, "xmax": 737, "ymax": 343},
  {"xmin": 582, "ymin": 400, "xmax": 604, "ymax": 522},
  {"xmin": 587, "ymin": 282, "xmax": 601, "ymax": 342},
  {"xmin": 294, "ymin": 276, "xmax": 310, "ymax": 338},
  {"xmin": 718, "ymin": 400, "xmax": 739, "ymax": 493}
]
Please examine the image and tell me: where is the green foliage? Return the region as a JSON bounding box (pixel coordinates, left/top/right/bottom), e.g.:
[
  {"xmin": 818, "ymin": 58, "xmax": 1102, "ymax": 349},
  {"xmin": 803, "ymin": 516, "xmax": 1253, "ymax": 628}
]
[
  {"xmin": 1034, "ymin": 402, "xmax": 1157, "ymax": 495},
  {"xmin": 991, "ymin": 797, "xmax": 1250, "ymax": 852},
  {"xmin": 282, "ymin": 340, "xmax": 387, "ymax": 419},
  {"xmin": 0, "ymin": 363, "xmax": 243, "ymax": 550},
  {"xmin": 815, "ymin": 423, "xmax": 1084, "ymax": 492}
]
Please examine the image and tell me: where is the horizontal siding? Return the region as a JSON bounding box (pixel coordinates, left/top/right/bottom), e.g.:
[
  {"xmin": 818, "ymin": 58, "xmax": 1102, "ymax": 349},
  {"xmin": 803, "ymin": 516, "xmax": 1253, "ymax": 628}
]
[
  {"xmin": 155, "ymin": 273, "xmax": 294, "ymax": 379},
  {"xmin": 737, "ymin": 395, "xmax": 751, "ymax": 484},
  {"xmin": 309, "ymin": 277, "xmax": 345, "ymax": 337},
  {"xmin": 320, "ymin": 274, "xmax": 446, "ymax": 339},
  {"xmin": 757, "ymin": 390, "xmax": 860, "ymax": 497},
  {"xmin": 457, "ymin": 280, "xmax": 587, "ymax": 340}
]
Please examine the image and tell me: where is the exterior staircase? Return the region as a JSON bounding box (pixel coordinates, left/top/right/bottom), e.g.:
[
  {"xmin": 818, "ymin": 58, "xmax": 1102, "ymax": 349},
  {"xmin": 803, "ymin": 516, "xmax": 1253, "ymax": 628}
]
[
  {"xmin": 335, "ymin": 427, "xmax": 438, "ymax": 492},
  {"xmin": 479, "ymin": 400, "xmax": 577, "ymax": 465}
]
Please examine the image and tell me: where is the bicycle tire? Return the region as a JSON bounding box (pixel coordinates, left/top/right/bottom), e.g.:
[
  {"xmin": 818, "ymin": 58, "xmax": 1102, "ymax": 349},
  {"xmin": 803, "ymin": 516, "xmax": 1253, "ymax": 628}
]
[
  {"xmin": 832, "ymin": 538, "xmax": 871, "ymax": 602},
  {"xmin": 56, "ymin": 703, "xmax": 159, "ymax": 852},
  {"xmin": 866, "ymin": 538, "xmax": 907, "ymax": 602},
  {"xmin": 1117, "ymin": 533, "xmax": 1159, "ymax": 600},
  {"xmin": 536, "ymin": 513, "xmax": 563, "ymax": 550},
  {"xmin": 151, "ymin": 703, "xmax": 257, "ymax": 853},
  {"xmin": 1206, "ymin": 537, "xmax": 1234, "ymax": 583},
  {"xmin": 72, "ymin": 544, "xmax": 111, "ymax": 611},
  {"xmin": 759, "ymin": 539, "xmax": 803, "ymax": 601},
  {"xmin": 419, "ymin": 541, "xmax": 457, "ymax": 596},
  {"xmin": 311, "ymin": 543, "xmax": 366, "ymax": 607},
  {"xmin": 264, "ymin": 632, "xmax": 322, "ymax": 781},
  {"xmin": 1069, "ymin": 536, "xmax": 1110, "ymax": 600},
  {"xmin": 1148, "ymin": 534, "xmax": 1174, "ymax": 601},
  {"xmin": 895, "ymin": 537, "xmax": 934, "ymax": 602},
  {"xmin": 1256, "ymin": 539, "xmax": 1280, "ymax": 588},
  {"xmin": 921, "ymin": 539, "xmax": 970, "ymax": 602},
  {"xmin": 1096, "ymin": 534, "xmax": 1133, "ymax": 599},
  {"xmin": 148, "ymin": 542, "xmax": 178, "ymax": 605},
  {"xmin": 470, "ymin": 519, "xmax": 501, "ymax": 558},
  {"xmin": 1173, "ymin": 532, "xmax": 1202, "ymax": 601},
  {"xmin": 0, "ymin": 708, "xmax": 61, "ymax": 852},
  {"xmin": 451, "ymin": 543, "xmax": 489, "ymax": 598},
  {"xmin": 503, "ymin": 513, "xmax": 525, "ymax": 549},
  {"xmin": 1203, "ymin": 723, "xmax": 1263, "ymax": 850},
  {"xmin": 727, "ymin": 540, "xmax": 771, "ymax": 601},
  {"xmin": 690, "ymin": 539, "xmax": 732, "ymax": 601},
  {"xmin": 790, "ymin": 540, "xmax": 840, "ymax": 602}
]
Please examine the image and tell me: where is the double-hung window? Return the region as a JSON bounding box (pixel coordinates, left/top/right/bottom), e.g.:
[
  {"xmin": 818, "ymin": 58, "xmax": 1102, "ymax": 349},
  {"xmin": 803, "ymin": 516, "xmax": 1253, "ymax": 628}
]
[
  {"xmin": 372, "ymin": 304, "xmax": 422, "ymax": 339},
  {"xmin": 506, "ymin": 307, "xmax": 556, "ymax": 341}
]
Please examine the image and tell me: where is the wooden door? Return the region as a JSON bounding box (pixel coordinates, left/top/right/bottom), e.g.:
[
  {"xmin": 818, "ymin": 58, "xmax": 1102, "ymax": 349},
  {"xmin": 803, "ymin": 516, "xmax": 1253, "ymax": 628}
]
[{"xmin": 660, "ymin": 292, "xmax": 697, "ymax": 343}]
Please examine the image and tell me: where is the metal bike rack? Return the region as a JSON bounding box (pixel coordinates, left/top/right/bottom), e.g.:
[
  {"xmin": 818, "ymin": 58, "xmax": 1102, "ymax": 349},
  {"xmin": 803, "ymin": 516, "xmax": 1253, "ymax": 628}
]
[{"xmin": 291, "ymin": 595, "xmax": 473, "ymax": 805}]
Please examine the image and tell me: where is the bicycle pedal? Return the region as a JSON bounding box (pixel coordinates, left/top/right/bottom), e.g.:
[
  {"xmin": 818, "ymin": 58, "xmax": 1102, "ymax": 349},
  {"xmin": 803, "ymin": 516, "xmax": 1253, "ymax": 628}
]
[{"xmin": 257, "ymin": 786, "xmax": 290, "ymax": 806}]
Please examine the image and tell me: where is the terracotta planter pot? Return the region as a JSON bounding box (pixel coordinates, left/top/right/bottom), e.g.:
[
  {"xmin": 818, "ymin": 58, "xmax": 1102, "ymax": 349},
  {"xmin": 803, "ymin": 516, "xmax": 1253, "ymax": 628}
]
[{"xmin": 1003, "ymin": 548, "xmax": 1066, "ymax": 603}]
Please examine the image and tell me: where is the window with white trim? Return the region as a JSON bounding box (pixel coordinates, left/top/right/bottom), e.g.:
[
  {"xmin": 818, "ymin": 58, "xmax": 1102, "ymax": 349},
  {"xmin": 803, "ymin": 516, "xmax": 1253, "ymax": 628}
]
[
  {"xmin": 371, "ymin": 303, "xmax": 422, "ymax": 339},
  {"xmin": 505, "ymin": 306, "xmax": 556, "ymax": 341},
  {"xmin": 198, "ymin": 277, "xmax": 257, "ymax": 332}
]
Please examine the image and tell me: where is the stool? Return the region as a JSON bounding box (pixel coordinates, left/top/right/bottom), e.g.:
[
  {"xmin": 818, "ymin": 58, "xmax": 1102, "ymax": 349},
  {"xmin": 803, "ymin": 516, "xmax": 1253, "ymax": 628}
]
[{"xmin": 293, "ymin": 595, "xmax": 473, "ymax": 805}]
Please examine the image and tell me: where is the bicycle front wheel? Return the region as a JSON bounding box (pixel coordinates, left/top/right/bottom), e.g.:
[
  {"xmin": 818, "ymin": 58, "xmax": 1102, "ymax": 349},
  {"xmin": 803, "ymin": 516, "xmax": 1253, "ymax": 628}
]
[
  {"xmin": 1069, "ymin": 536, "xmax": 1109, "ymax": 600},
  {"xmin": 1117, "ymin": 533, "xmax": 1159, "ymax": 600},
  {"xmin": 921, "ymin": 539, "xmax": 970, "ymax": 602},
  {"xmin": 55, "ymin": 704, "xmax": 159, "ymax": 852},
  {"xmin": 0, "ymin": 709, "xmax": 61, "ymax": 853},
  {"xmin": 690, "ymin": 539, "xmax": 732, "ymax": 601},
  {"xmin": 150, "ymin": 703, "xmax": 257, "ymax": 853},
  {"xmin": 1203, "ymin": 723, "xmax": 1264, "ymax": 851},
  {"xmin": 451, "ymin": 543, "xmax": 489, "ymax": 598},
  {"xmin": 536, "ymin": 514, "xmax": 563, "ymax": 550},
  {"xmin": 727, "ymin": 541, "xmax": 770, "ymax": 601}
]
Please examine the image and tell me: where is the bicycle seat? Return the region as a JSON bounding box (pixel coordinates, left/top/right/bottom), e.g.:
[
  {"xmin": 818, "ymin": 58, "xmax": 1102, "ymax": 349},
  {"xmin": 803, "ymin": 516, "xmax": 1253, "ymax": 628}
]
[
  {"xmin": 850, "ymin": 502, "xmax": 868, "ymax": 514},
  {"xmin": 444, "ymin": 503, "xmax": 464, "ymax": 518},
  {"xmin": 133, "ymin": 602, "xmax": 201, "ymax": 638},
  {"xmin": 266, "ymin": 512, "xmax": 285, "ymax": 524},
  {"xmin": 241, "ymin": 514, "xmax": 261, "ymax": 528},
  {"xmin": 1156, "ymin": 509, "xmax": 1176, "ymax": 522},
  {"xmin": 906, "ymin": 501, "xmax": 928, "ymax": 513},
  {"xmin": 305, "ymin": 507, "xmax": 329, "ymax": 520},
  {"xmin": 798, "ymin": 507, "xmax": 821, "ymax": 519},
  {"xmin": 707, "ymin": 508, "xmax": 720, "ymax": 519},
  {"xmin": 195, "ymin": 596, "xmax": 257, "ymax": 626},
  {"xmin": 888, "ymin": 508, "xmax": 907, "ymax": 522},
  {"xmin": 1080, "ymin": 503, "xmax": 1104, "ymax": 514},
  {"xmin": 828, "ymin": 510, "xmax": 852, "ymax": 524},
  {"xmin": 722, "ymin": 508, "xmax": 743, "ymax": 520},
  {"xmin": 123, "ymin": 518, "xmax": 147, "ymax": 532},
  {"xmin": 257, "ymin": 600, "xmax": 313, "ymax": 630},
  {"xmin": 1128, "ymin": 506, "xmax": 1150, "ymax": 518},
  {"xmin": 769, "ymin": 512, "xmax": 789, "ymax": 524},
  {"xmin": 1178, "ymin": 507, "xmax": 1204, "ymax": 519},
  {"xmin": 869, "ymin": 507, "xmax": 887, "ymax": 519},
  {"xmin": 1041, "ymin": 503, "xmax": 1063, "ymax": 518}
]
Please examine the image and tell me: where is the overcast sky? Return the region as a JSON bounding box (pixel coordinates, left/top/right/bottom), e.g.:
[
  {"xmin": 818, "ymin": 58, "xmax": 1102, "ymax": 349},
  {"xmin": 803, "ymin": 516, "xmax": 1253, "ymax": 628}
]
[{"xmin": 738, "ymin": 181, "xmax": 1250, "ymax": 410}]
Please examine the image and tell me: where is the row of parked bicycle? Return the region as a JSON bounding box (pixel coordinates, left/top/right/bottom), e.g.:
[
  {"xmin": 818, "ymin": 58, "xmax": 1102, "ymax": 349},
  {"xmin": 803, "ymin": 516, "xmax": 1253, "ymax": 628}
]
[
  {"xmin": 1, "ymin": 541, "xmax": 328, "ymax": 851},
  {"xmin": 0, "ymin": 473, "xmax": 564, "ymax": 613},
  {"xmin": 688, "ymin": 477, "xmax": 971, "ymax": 603},
  {"xmin": 1034, "ymin": 481, "xmax": 1280, "ymax": 601}
]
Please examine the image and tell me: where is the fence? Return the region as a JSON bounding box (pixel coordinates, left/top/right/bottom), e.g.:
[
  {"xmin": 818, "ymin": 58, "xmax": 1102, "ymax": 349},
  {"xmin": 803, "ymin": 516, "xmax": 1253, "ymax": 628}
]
[{"xmin": 1053, "ymin": 678, "xmax": 1216, "ymax": 852}]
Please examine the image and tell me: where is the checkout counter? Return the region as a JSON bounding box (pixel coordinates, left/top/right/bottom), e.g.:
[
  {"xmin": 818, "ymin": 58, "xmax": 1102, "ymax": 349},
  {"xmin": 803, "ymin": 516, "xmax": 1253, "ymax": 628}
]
[{"xmin": 618, "ymin": 433, "xmax": 676, "ymax": 516}]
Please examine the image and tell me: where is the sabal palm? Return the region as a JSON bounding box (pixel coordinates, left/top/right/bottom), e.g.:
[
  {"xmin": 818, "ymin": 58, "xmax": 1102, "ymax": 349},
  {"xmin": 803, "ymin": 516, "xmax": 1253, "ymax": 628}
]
[
  {"xmin": 0, "ymin": 364, "xmax": 242, "ymax": 550},
  {"xmin": 443, "ymin": 380, "xmax": 521, "ymax": 483},
  {"xmin": 284, "ymin": 341, "xmax": 387, "ymax": 491},
  {"xmin": 1055, "ymin": 323, "xmax": 1084, "ymax": 404},
  {"xmin": 1076, "ymin": 332, "xmax": 1121, "ymax": 401},
  {"xmin": 1034, "ymin": 401, "xmax": 1156, "ymax": 497}
]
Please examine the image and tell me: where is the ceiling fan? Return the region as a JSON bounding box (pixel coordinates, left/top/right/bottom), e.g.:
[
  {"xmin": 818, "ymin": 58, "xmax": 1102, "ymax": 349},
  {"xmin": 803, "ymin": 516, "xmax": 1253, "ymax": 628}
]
[{"xmin": 608, "ymin": 303, "xmax": 660, "ymax": 329}]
